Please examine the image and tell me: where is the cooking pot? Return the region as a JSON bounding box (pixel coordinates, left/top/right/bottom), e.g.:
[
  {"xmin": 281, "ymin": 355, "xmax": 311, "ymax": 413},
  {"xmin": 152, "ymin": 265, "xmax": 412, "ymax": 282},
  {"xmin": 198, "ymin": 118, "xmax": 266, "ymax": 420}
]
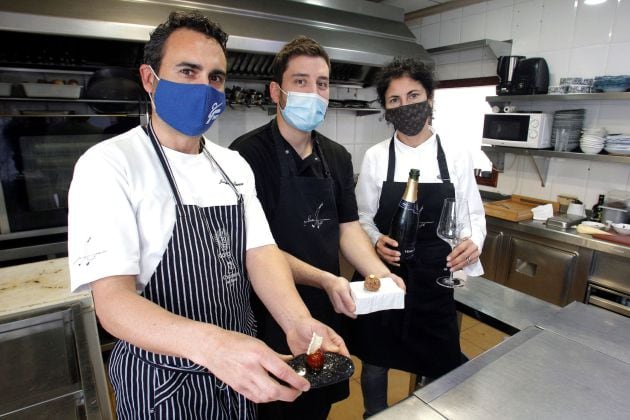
[{"xmin": 85, "ymin": 67, "xmax": 143, "ymax": 113}]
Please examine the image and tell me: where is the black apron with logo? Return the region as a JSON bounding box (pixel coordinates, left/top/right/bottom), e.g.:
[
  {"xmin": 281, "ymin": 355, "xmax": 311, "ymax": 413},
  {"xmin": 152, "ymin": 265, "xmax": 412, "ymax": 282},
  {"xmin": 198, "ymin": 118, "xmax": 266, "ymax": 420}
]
[
  {"xmin": 350, "ymin": 135, "xmax": 462, "ymax": 379},
  {"xmin": 255, "ymin": 122, "xmax": 348, "ymax": 418},
  {"xmin": 108, "ymin": 124, "xmax": 257, "ymax": 419}
]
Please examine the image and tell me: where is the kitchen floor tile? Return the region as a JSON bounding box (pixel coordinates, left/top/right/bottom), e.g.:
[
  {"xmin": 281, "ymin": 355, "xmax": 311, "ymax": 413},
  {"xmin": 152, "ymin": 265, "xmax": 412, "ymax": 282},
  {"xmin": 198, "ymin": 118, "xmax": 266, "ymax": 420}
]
[
  {"xmin": 460, "ymin": 322, "xmax": 509, "ymax": 350},
  {"xmin": 460, "ymin": 337, "xmax": 487, "ymax": 359},
  {"xmin": 460, "ymin": 313, "xmax": 481, "ymax": 331}
]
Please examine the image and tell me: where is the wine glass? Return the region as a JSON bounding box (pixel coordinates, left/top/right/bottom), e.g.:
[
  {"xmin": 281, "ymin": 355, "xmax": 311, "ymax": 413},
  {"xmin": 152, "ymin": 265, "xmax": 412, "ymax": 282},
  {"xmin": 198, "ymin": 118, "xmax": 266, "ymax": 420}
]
[{"xmin": 435, "ymin": 198, "xmax": 471, "ymax": 288}]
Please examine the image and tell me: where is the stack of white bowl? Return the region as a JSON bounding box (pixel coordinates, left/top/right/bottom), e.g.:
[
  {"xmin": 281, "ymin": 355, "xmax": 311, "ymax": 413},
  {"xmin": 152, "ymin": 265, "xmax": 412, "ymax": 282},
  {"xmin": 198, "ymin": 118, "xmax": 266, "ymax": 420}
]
[{"xmin": 580, "ymin": 127, "xmax": 607, "ymax": 154}]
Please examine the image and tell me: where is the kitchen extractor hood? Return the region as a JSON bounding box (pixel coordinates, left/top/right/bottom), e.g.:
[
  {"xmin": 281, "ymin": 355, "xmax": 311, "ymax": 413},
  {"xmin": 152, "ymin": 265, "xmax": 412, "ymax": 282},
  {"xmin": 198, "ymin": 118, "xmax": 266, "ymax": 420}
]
[{"xmin": 0, "ymin": 0, "xmax": 433, "ymax": 86}]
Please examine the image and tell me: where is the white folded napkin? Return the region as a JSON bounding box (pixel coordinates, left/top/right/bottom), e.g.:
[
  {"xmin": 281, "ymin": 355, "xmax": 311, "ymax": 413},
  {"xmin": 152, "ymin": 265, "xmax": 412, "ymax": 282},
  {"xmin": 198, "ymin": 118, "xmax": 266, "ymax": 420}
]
[
  {"xmin": 350, "ymin": 277, "xmax": 405, "ymax": 315},
  {"xmin": 531, "ymin": 203, "xmax": 554, "ymax": 221}
]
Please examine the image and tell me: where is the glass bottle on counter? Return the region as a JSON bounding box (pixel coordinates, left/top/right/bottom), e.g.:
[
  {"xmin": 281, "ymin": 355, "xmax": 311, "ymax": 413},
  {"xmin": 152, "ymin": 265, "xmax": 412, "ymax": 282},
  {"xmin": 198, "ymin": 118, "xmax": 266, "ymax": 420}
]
[
  {"xmin": 389, "ymin": 169, "xmax": 420, "ymax": 262},
  {"xmin": 591, "ymin": 194, "xmax": 605, "ymax": 222}
]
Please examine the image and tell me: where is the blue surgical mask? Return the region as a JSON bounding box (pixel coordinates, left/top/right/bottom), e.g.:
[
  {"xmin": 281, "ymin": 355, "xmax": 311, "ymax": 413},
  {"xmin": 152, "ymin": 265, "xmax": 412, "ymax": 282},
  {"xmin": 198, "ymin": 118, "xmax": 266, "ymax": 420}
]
[
  {"xmin": 150, "ymin": 66, "xmax": 225, "ymax": 136},
  {"xmin": 279, "ymin": 88, "xmax": 328, "ymax": 132}
]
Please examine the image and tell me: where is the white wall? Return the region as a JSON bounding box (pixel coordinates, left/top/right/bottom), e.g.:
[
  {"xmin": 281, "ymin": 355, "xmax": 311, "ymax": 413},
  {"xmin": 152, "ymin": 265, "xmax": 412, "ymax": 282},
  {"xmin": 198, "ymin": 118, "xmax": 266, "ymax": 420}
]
[
  {"xmin": 207, "ymin": 84, "xmax": 392, "ymax": 173},
  {"xmin": 408, "ymin": 0, "xmax": 630, "ymax": 209}
]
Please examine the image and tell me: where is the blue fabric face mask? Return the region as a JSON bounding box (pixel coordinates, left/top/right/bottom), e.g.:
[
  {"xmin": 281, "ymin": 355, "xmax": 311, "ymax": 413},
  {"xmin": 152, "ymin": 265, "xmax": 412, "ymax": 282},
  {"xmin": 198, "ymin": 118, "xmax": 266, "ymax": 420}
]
[
  {"xmin": 150, "ymin": 66, "xmax": 225, "ymax": 136},
  {"xmin": 279, "ymin": 88, "xmax": 328, "ymax": 132}
]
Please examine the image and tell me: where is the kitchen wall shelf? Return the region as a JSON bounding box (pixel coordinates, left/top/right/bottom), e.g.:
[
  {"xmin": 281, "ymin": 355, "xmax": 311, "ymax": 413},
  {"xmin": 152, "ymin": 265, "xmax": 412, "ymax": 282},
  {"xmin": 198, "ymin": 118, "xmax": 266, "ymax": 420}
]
[
  {"xmin": 486, "ymin": 92, "xmax": 630, "ymax": 104},
  {"xmin": 0, "ymin": 97, "xmax": 140, "ymax": 104},
  {"xmin": 482, "ymin": 145, "xmax": 630, "ymax": 187}
]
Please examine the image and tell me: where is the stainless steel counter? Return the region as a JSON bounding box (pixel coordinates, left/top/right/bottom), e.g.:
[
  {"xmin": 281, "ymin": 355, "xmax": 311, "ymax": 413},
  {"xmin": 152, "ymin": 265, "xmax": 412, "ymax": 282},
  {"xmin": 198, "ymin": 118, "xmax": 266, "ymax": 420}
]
[
  {"xmin": 488, "ymin": 216, "xmax": 630, "ymax": 258},
  {"xmin": 377, "ymin": 302, "xmax": 630, "ymax": 419},
  {"xmin": 539, "ymin": 301, "xmax": 630, "ymax": 364},
  {"xmin": 455, "ymin": 276, "xmax": 561, "ymax": 332}
]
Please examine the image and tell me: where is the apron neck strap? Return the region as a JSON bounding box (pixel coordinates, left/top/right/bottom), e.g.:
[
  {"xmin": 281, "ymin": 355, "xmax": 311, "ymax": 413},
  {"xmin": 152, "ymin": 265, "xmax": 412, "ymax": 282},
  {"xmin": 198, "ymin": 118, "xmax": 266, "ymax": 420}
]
[
  {"xmin": 435, "ymin": 135, "xmax": 451, "ymax": 183},
  {"xmin": 386, "ymin": 133, "xmax": 396, "ymax": 182},
  {"xmin": 145, "ymin": 121, "xmax": 243, "ymax": 210},
  {"xmin": 145, "ymin": 121, "xmax": 185, "ymax": 210},
  {"xmin": 201, "ymin": 141, "xmax": 243, "ymax": 204},
  {"xmin": 386, "ymin": 132, "xmax": 451, "ymax": 183}
]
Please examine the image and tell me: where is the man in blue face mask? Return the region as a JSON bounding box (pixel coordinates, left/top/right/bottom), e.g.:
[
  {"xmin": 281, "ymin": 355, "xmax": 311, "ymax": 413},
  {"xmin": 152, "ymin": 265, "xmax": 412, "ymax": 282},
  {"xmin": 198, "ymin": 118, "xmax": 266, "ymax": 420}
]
[
  {"xmin": 68, "ymin": 12, "xmax": 349, "ymax": 419},
  {"xmin": 230, "ymin": 36, "xmax": 404, "ymax": 420}
]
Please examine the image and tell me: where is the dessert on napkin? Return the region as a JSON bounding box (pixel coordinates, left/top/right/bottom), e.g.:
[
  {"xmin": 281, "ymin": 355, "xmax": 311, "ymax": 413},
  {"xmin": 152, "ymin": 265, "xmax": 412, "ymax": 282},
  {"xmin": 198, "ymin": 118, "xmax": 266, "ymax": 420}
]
[{"xmin": 350, "ymin": 276, "xmax": 405, "ymax": 315}]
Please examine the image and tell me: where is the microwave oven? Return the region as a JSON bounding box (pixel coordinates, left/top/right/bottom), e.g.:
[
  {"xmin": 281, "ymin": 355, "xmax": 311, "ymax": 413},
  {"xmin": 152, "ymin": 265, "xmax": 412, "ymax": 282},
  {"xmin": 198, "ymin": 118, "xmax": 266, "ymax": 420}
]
[{"xmin": 482, "ymin": 112, "xmax": 552, "ymax": 148}]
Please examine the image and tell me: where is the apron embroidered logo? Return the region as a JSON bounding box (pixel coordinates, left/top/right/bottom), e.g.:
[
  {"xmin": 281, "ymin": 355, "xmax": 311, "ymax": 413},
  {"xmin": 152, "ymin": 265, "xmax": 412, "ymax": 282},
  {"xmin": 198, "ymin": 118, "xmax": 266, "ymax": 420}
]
[
  {"xmin": 214, "ymin": 229, "xmax": 240, "ymax": 285},
  {"xmin": 303, "ymin": 202, "xmax": 331, "ymax": 229},
  {"xmin": 223, "ymin": 261, "xmax": 240, "ymax": 285},
  {"xmin": 214, "ymin": 229, "xmax": 233, "ymax": 258}
]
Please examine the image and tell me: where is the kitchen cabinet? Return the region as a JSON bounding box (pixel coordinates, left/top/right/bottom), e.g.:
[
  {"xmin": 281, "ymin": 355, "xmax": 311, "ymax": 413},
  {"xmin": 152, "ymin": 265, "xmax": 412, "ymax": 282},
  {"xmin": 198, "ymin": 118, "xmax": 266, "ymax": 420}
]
[
  {"xmin": 478, "ymin": 227, "xmax": 504, "ymax": 282},
  {"xmin": 481, "ymin": 219, "xmax": 590, "ymax": 306},
  {"xmin": 483, "ymin": 93, "xmax": 630, "ymax": 186},
  {"xmin": 503, "ymin": 236, "xmax": 578, "ymax": 306},
  {"xmin": 0, "ymin": 259, "xmax": 112, "ymax": 419}
]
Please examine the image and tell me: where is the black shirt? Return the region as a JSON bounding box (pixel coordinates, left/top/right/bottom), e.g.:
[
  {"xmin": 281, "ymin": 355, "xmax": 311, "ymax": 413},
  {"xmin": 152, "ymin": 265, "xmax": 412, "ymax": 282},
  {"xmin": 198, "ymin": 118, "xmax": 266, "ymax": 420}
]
[{"xmin": 230, "ymin": 119, "xmax": 358, "ymax": 223}]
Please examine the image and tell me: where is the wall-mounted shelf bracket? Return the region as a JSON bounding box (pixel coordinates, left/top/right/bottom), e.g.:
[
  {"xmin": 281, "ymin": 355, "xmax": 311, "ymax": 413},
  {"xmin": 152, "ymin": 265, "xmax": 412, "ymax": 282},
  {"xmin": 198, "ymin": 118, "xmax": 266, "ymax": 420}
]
[
  {"xmin": 529, "ymin": 154, "xmax": 550, "ymax": 187},
  {"xmin": 483, "ymin": 147, "xmax": 505, "ymax": 172}
]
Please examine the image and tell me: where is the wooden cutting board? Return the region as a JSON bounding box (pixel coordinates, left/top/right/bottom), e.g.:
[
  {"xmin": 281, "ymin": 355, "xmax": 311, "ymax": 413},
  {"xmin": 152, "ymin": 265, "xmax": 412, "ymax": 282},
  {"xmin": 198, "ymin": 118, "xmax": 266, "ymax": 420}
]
[
  {"xmin": 592, "ymin": 232, "xmax": 630, "ymax": 247},
  {"xmin": 484, "ymin": 195, "xmax": 560, "ymax": 222}
]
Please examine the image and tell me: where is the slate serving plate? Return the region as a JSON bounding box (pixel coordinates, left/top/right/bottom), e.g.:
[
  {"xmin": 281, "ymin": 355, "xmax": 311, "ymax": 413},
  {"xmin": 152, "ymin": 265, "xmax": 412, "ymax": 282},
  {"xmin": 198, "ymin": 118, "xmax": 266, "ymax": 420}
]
[{"xmin": 287, "ymin": 352, "xmax": 354, "ymax": 388}]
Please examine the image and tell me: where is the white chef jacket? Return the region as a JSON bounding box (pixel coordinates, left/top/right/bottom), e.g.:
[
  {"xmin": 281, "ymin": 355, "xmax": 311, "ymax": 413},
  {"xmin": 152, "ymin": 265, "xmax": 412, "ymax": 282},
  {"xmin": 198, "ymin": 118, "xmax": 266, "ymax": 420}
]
[
  {"xmin": 68, "ymin": 126, "xmax": 275, "ymax": 292},
  {"xmin": 356, "ymin": 127, "xmax": 486, "ymax": 276}
]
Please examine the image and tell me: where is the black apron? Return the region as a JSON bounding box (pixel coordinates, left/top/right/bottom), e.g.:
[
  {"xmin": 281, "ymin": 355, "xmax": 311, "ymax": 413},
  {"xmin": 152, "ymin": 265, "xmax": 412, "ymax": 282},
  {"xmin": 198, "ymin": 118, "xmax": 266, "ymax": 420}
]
[
  {"xmin": 108, "ymin": 124, "xmax": 256, "ymax": 419},
  {"xmin": 350, "ymin": 134, "xmax": 462, "ymax": 379},
  {"xmin": 255, "ymin": 122, "xmax": 348, "ymax": 418}
]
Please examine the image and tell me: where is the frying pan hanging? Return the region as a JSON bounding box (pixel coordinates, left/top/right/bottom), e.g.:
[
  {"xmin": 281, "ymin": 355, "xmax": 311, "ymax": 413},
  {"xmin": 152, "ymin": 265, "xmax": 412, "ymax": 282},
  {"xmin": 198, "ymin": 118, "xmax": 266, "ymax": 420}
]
[{"xmin": 85, "ymin": 67, "xmax": 143, "ymax": 113}]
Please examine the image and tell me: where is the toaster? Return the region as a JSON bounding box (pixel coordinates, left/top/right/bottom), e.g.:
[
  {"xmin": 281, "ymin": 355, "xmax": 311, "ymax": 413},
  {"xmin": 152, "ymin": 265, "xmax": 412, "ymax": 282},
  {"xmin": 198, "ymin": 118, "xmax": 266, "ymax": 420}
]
[{"xmin": 512, "ymin": 58, "xmax": 549, "ymax": 95}]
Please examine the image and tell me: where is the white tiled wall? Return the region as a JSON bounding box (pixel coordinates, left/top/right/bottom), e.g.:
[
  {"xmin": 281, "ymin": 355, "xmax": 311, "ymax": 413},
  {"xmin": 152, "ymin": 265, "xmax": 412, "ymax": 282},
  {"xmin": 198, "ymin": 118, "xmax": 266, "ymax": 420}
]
[
  {"xmin": 408, "ymin": 0, "xmax": 630, "ymax": 208},
  {"xmin": 207, "ymin": 84, "xmax": 391, "ymax": 172}
]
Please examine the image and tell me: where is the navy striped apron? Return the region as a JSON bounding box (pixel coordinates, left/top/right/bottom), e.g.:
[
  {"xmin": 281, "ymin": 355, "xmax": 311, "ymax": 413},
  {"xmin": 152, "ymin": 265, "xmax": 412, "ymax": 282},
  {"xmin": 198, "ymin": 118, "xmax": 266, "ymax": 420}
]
[{"xmin": 108, "ymin": 123, "xmax": 257, "ymax": 419}]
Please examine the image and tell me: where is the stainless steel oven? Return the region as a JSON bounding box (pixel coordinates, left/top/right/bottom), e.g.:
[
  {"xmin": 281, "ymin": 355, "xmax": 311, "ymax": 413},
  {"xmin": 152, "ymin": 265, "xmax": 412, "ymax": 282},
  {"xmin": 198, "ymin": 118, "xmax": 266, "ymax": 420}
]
[
  {"xmin": 0, "ymin": 94, "xmax": 144, "ymax": 265},
  {"xmin": 0, "ymin": 29, "xmax": 147, "ymax": 266},
  {"xmin": 586, "ymin": 284, "xmax": 630, "ymax": 317},
  {"xmin": 586, "ymin": 251, "xmax": 630, "ymax": 317}
]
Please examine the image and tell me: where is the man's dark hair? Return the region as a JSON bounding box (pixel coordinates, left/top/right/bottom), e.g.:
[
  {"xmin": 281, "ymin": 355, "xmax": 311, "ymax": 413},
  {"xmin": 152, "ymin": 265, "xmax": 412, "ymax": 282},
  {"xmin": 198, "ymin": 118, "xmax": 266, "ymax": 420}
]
[
  {"xmin": 376, "ymin": 57, "xmax": 435, "ymax": 106},
  {"xmin": 144, "ymin": 11, "xmax": 228, "ymax": 73},
  {"xmin": 270, "ymin": 36, "xmax": 331, "ymax": 84}
]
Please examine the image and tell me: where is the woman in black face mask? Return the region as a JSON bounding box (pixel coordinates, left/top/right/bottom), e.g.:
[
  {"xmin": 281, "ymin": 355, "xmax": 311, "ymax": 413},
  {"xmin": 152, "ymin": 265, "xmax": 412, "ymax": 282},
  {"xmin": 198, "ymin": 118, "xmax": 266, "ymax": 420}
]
[{"xmin": 350, "ymin": 57, "xmax": 486, "ymax": 417}]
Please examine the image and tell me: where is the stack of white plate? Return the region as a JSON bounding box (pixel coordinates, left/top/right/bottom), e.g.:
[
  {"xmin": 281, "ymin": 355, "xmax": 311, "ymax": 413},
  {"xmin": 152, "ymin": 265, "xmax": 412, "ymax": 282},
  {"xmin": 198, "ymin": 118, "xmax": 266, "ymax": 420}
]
[
  {"xmin": 551, "ymin": 109, "xmax": 585, "ymax": 151},
  {"xmin": 605, "ymin": 134, "xmax": 630, "ymax": 156},
  {"xmin": 580, "ymin": 127, "xmax": 607, "ymax": 154}
]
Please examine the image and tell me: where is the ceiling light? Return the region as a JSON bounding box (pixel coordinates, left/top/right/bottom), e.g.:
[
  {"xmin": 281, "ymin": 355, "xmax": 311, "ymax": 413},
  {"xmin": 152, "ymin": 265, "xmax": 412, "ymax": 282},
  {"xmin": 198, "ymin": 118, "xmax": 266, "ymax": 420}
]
[{"xmin": 584, "ymin": 0, "xmax": 607, "ymax": 5}]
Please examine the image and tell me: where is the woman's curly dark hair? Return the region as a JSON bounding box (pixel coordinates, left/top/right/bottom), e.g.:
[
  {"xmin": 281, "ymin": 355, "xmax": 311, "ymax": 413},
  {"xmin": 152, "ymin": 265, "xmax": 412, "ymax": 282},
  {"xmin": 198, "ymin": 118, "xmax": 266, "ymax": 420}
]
[
  {"xmin": 144, "ymin": 11, "xmax": 228, "ymax": 73},
  {"xmin": 375, "ymin": 57, "xmax": 435, "ymax": 106}
]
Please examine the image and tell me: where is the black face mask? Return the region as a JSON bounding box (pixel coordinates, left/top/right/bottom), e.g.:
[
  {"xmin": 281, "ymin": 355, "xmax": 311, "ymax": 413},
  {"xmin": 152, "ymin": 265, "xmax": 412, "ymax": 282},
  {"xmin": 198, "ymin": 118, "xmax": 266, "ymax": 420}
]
[{"xmin": 384, "ymin": 101, "xmax": 432, "ymax": 136}]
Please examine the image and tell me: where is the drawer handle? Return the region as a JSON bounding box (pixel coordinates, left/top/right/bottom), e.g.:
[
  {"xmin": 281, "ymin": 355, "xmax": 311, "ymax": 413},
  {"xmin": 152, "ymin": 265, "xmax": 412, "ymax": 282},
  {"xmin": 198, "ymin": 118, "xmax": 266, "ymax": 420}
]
[{"xmin": 515, "ymin": 258, "xmax": 537, "ymax": 277}]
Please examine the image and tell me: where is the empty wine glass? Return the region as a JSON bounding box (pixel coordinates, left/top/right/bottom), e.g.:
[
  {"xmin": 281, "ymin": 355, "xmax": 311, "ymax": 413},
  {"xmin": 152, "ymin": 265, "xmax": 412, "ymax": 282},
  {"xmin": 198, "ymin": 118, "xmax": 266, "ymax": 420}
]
[{"xmin": 436, "ymin": 198, "xmax": 471, "ymax": 288}]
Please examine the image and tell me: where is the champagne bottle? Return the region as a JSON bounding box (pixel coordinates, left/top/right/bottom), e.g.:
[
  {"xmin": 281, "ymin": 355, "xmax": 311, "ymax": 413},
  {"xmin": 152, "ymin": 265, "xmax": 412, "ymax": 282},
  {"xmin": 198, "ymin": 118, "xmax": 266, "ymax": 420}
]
[
  {"xmin": 591, "ymin": 194, "xmax": 605, "ymax": 222},
  {"xmin": 389, "ymin": 169, "xmax": 420, "ymax": 262}
]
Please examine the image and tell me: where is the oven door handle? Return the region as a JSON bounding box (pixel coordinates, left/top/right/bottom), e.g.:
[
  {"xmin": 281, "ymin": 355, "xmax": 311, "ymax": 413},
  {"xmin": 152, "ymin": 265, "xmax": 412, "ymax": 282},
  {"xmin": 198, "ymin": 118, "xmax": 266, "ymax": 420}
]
[{"xmin": 588, "ymin": 295, "xmax": 630, "ymax": 317}]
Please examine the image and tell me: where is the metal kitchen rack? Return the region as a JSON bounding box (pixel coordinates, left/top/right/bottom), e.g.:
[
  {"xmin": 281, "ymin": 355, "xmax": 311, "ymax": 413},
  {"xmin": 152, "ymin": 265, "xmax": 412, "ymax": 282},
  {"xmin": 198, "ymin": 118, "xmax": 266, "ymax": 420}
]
[
  {"xmin": 486, "ymin": 92, "xmax": 630, "ymax": 103},
  {"xmin": 484, "ymin": 92, "xmax": 630, "ymax": 186},
  {"xmin": 482, "ymin": 145, "xmax": 630, "ymax": 187}
]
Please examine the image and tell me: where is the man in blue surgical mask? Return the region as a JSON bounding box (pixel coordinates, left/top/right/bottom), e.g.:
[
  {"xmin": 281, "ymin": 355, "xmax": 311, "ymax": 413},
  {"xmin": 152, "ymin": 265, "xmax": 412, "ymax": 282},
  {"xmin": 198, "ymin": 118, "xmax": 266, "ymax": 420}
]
[
  {"xmin": 68, "ymin": 13, "xmax": 348, "ymax": 419},
  {"xmin": 230, "ymin": 36, "xmax": 404, "ymax": 420}
]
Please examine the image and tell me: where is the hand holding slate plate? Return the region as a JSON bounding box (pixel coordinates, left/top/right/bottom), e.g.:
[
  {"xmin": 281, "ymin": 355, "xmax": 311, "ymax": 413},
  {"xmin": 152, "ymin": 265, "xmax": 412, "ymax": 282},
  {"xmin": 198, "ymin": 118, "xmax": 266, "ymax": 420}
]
[{"xmin": 287, "ymin": 352, "xmax": 355, "ymax": 388}]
